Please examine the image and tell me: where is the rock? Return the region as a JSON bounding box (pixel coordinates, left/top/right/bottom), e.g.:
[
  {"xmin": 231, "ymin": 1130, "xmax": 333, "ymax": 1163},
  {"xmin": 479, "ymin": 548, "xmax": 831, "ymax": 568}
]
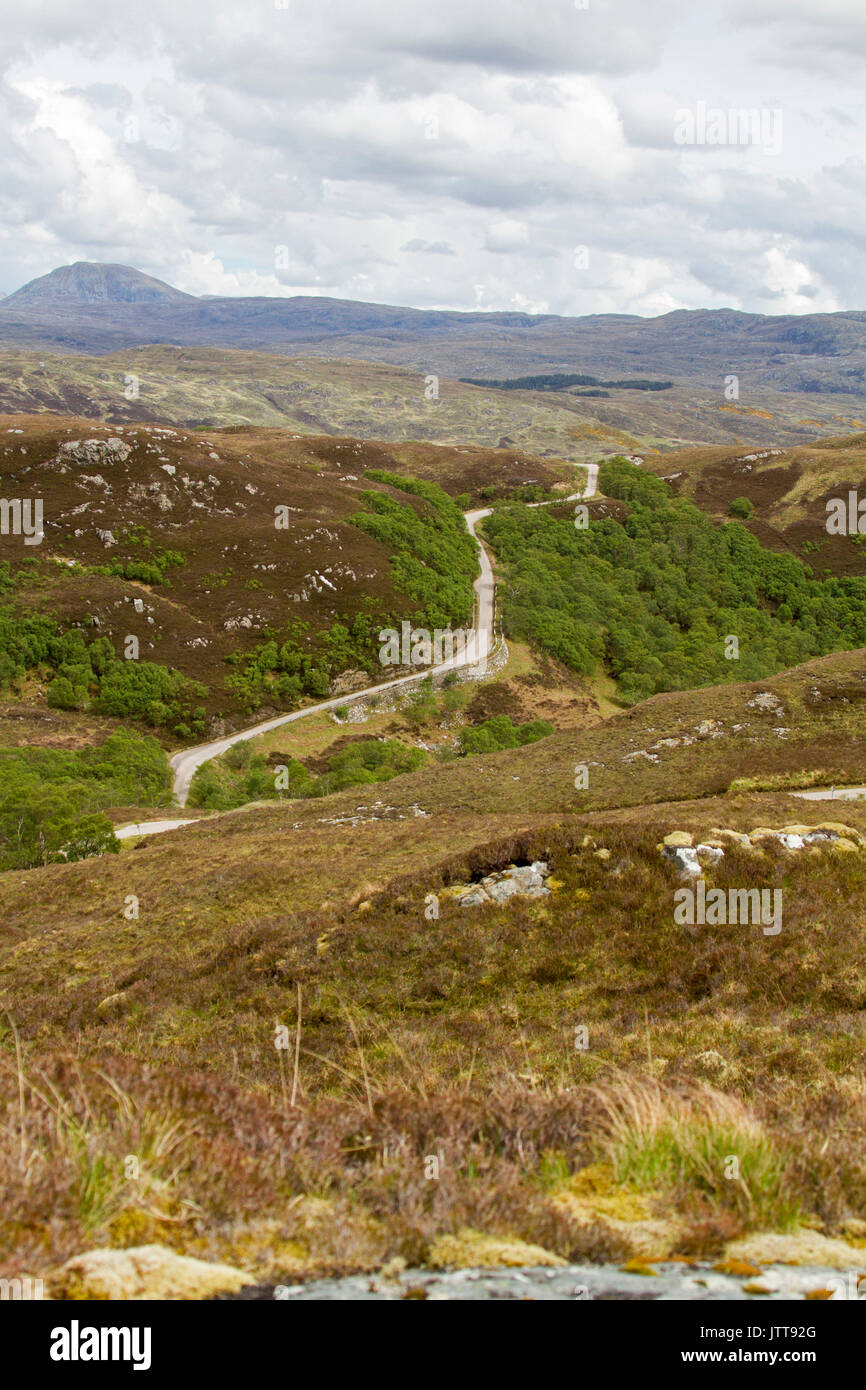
[
  {"xmin": 484, "ymin": 878, "xmax": 521, "ymax": 904},
  {"xmin": 95, "ymin": 991, "xmax": 130, "ymax": 1020},
  {"xmin": 594, "ymin": 847, "xmax": 611, "ymax": 862},
  {"xmin": 710, "ymin": 828, "xmax": 752, "ymax": 848},
  {"xmin": 503, "ymin": 864, "xmax": 546, "ymax": 890},
  {"xmin": 778, "ymin": 833, "xmax": 805, "ymax": 850},
  {"xmin": 747, "ymin": 692, "xmax": 784, "ymax": 714},
  {"xmin": 329, "ymin": 668, "xmax": 369, "ymax": 696},
  {"xmin": 457, "ymin": 862, "xmax": 551, "ymax": 906},
  {"xmin": 661, "ymin": 845, "xmax": 701, "ymax": 877},
  {"xmin": 549, "ymin": 1165, "xmax": 682, "ymax": 1262},
  {"xmin": 694, "ymin": 720, "xmax": 723, "ymax": 739},
  {"xmin": 458, "ymin": 887, "xmax": 490, "ymax": 907},
  {"xmin": 814, "ymin": 822, "xmax": 862, "ymax": 842},
  {"xmin": 831, "ymin": 838, "xmax": 860, "ymax": 853},
  {"xmin": 803, "ymin": 829, "xmax": 838, "ymax": 845},
  {"xmin": 725, "ymin": 1232, "xmax": 866, "ymax": 1271},
  {"xmin": 58, "ymin": 438, "xmax": 131, "ymax": 468},
  {"xmin": 695, "ymin": 844, "xmax": 725, "ymax": 866},
  {"xmin": 133, "ymin": 598, "xmax": 144, "ymax": 614},
  {"xmin": 662, "ymin": 831, "xmax": 694, "ymax": 848},
  {"xmin": 429, "ymin": 1228, "xmax": 565, "ymax": 1271},
  {"xmin": 46, "ymin": 1245, "xmax": 255, "ymax": 1300}
]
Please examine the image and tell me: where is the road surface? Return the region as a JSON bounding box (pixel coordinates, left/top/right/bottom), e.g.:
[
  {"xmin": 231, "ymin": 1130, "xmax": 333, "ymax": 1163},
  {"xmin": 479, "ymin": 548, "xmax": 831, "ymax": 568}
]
[{"xmin": 792, "ymin": 785, "xmax": 866, "ymax": 801}]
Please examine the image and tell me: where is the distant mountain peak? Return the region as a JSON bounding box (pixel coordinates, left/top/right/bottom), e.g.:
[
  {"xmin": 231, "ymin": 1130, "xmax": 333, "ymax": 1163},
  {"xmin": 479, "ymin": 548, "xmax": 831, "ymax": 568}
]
[{"xmin": 5, "ymin": 261, "xmax": 195, "ymax": 307}]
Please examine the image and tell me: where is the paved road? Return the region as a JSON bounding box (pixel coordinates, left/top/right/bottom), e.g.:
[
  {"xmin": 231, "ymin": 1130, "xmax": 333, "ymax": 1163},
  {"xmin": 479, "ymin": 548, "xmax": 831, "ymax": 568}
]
[
  {"xmin": 792, "ymin": 786, "xmax": 866, "ymax": 801},
  {"xmin": 114, "ymin": 818, "xmax": 199, "ymax": 840},
  {"xmin": 169, "ymin": 463, "xmax": 597, "ymax": 807}
]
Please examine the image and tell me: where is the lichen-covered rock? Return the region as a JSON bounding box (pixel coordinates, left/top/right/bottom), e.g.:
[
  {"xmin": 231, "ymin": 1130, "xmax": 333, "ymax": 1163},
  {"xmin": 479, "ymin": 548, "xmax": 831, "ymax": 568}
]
[
  {"xmin": 456, "ymin": 861, "xmax": 551, "ymax": 907},
  {"xmin": 549, "ymin": 1165, "xmax": 682, "ymax": 1262},
  {"xmin": 662, "ymin": 831, "xmax": 694, "ymax": 848},
  {"xmin": 58, "ymin": 438, "xmax": 131, "ymax": 468},
  {"xmin": 429, "ymin": 1228, "xmax": 565, "ymax": 1271},
  {"xmin": 710, "ymin": 828, "xmax": 752, "ymax": 847},
  {"xmin": 46, "ymin": 1244, "xmax": 255, "ymax": 1300},
  {"xmin": 661, "ymin": 845, "xmax": 701, "ymax": 877},
  {"xmin": 725, "ymin": 1231, "xmax": 866, "ymax": 1270}
]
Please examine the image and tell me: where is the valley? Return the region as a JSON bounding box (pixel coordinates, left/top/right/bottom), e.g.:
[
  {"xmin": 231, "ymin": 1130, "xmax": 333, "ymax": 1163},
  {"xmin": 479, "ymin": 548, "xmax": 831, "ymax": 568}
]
[{"xmin": 1, "ymin": 386, "xmax": 866, "ymax": 1299}]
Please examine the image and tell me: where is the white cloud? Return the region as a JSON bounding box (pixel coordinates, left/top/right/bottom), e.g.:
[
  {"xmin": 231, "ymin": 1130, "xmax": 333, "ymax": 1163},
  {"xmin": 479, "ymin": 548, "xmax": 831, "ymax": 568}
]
[{"xmin": 0, "ymin": 0, "xmax": 863, "ymax": 315}]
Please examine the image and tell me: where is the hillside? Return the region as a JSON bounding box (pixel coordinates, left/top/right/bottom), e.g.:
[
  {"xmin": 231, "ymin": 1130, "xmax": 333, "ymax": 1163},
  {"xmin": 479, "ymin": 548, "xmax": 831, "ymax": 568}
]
[
  {"xmin": 0, "ymin": 345, "xmax": 863, "ymax": 463},
  {"xmin": 2, "ymin": 645, "xmax": 866, "ymax": 1286},
  {"xmin": 0, "ymin": 415, "xmax": 579, "ymax": 731},
  {"xmin": 2, "ymin": 264, "xmax": 866, "ymax": 408},
  {"xmin": 2, "ymin": 409, "xmax": 866, "ymax": 1297}
]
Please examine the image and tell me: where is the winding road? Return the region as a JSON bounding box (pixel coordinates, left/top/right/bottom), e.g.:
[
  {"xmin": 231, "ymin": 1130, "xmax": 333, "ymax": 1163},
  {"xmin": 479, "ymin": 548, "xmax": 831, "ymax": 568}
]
[{"xmin": 165, "ymin": 462, "xmax": 598, "ymax": 810}]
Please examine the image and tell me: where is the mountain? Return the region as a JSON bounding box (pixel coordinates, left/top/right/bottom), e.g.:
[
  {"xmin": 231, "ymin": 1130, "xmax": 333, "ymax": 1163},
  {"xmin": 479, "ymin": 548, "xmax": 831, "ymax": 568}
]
[
  {"xmin": 4, "ymin": 261, "xmax": 196, "ymax": 307},
  {"xmin": 2, "ymin": 264, "xmax": 866, "ymax": 405}
]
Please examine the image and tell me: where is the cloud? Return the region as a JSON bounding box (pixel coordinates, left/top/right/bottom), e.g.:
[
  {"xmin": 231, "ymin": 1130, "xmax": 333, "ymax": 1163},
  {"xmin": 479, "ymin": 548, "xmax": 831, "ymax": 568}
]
[
  {"xmin": 401, "ymin": 239, "xmax": 456, "ymax": 255},
  {"xmin": 0, "ymin": 0, "xmax": 863, "ymax": 315}
]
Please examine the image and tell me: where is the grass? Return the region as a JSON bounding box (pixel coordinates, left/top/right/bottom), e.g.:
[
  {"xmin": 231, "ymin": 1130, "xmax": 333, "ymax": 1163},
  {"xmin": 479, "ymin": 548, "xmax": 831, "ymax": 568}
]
[
  {"xmin": 589, "ymin": 1078, "xmax": 800, "ymax": 1231},
  {"xmin": 2, "ymin": 770, "xmax": 866, "ymax": 1278}
]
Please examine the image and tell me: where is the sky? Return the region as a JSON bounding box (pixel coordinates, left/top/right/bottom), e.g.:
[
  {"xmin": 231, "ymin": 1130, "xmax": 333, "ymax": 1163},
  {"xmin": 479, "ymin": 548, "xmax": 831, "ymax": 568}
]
[{"xmin": 0, "ymin": 0, "xmax": 864, "ymax": 317}]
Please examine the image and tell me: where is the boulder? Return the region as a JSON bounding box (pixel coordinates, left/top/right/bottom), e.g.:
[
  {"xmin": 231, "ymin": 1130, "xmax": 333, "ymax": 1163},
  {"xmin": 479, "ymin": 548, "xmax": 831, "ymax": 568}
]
[
  {"xmin": 429, "ymin": 1228, "xmax": 565, "ymax": 1271},
  {"xmin": 710, "ymin": 828, "xmax": 752, "ymax": 848},
  {"xmin": 550, "ymin": 1165, "xmax": 682, "ymax": 1262},
  {"xmin": 661, "ymin": 845, "xmax": 701, "ymax": 877},
  {"xmin": 58, "ymin": 438, "xmax": 131, "ymax": 468},
  {"xmin": 46, "ymin": 1245, "xmax": 255, "ymax": 1300},
  {"xmin": 725, "ymin": 1231, "xmax": 866, "ymax": 1271},
  {"xmin": 662, "ymin": 831, "xmax": 694, "ymax": 848}
]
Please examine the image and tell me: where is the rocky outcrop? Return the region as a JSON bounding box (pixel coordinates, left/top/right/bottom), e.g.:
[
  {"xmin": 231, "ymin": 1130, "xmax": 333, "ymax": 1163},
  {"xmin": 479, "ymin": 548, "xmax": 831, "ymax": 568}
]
[
  {"xmin": 660, "ymin": 823, "xmax": 863, "ymax": 876},
  {"xmin": 450, "ymin": 861, "xmax": 552, "ymax": 907},
  {"xmin": 57, "ymin": 438, "xmax": 131, "ymax": 468}
]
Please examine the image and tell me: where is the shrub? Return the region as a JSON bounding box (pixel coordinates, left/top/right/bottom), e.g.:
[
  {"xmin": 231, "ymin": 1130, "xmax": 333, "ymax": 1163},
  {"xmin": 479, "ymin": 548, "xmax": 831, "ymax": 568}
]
[
  {"xmin": 46, "ymin": 676, "xmax": 84, "ymax": 710},
  {"xmin": 729, "ymin": 497, "xmax": 755, "ymax": 519}
]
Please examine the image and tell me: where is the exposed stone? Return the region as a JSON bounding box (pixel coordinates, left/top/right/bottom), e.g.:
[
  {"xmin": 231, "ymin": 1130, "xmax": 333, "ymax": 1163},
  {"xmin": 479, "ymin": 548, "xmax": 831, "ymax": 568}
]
[
  {"xmin": 710, "ymin": 828, "xmax": 752, "ymax": 847},
  {"xmin": 58, "ymin": 438, "xmax": 132, "ymax": 468},
  {"xmin": 429, "ymin": 1228, "xmax": 565, "ymax": 1271},
  {"xmin": 46, "ymin": 1245, "xmax": 255, "ymax": 1300},
  {"xmin": 725, "ymin": 1231, "xmax": 866, "ymax": 1272},
  {"xmin": 329, "ymin": 668, "xmax": 369, "ymax": 696},
  {"xmin": 96, "ymin": 991, "xmax": 131, "ymax": 1020},
  {"xmin": 662, "ymin": 831, "xmax": 694, "ymax": 848},
  {"xmin": 746, "ymin": 692, "xmax": 784, "ymax": 714},
  {"xmin": 456, "ymin": 861, "xmax": 551, "ymax": 907},
  {"xmin": 695, "ymin": 844, "xmax": 725, "ymax": 866},
  {"xmin": 661, "ymin": 845, "xmax": 701, "ymax": 877}
]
